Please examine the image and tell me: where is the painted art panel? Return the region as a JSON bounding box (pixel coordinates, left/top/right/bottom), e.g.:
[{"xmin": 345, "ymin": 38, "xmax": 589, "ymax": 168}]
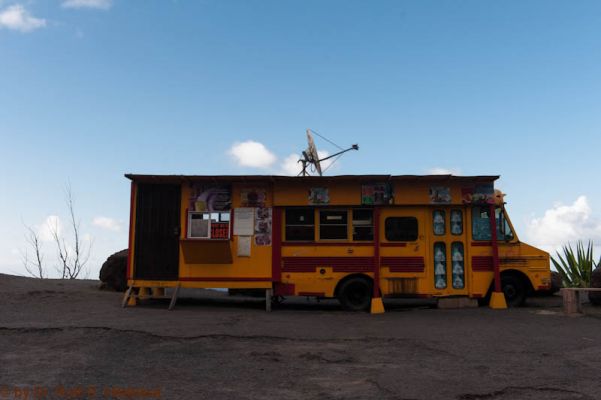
[
  {"xmin": 361, "ymin": 183, "xmax": 392, "ymax": 205},
  {"xmin": 189, "ymin": 184, "xmax": 231, "ymax": 211},
  {"xmin": 429, "ymin": 186, "xmax": 451, "ymax": 204},
  {"xmin": 240, "ymin": 188, "xmax": 267, "ymax": 208},
  {"xmin": 308, "ymin": 187, "xmax": 329, "ymax": 205}
]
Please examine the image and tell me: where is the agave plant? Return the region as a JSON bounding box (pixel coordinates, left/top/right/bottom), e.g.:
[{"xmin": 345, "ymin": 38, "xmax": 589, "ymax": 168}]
[{"xmin": 551, "ymin": 241, "xmax": 598, "ymax": 288}]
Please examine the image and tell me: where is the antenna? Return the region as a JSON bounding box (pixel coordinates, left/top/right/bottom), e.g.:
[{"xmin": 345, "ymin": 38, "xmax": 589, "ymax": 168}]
[{"xmin": 299, "ymin": 129, "xmax": 359, "ymax": 176}]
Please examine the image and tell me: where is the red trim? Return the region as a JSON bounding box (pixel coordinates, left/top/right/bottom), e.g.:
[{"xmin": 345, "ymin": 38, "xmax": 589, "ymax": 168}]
[
  {"xmin": 271, "ymin": 207, "xmax": 282, "ymax": 282},
  {"xmin": 472, "ymin": 241, "xmax": 492, "ymax": 247},
  {"xmin": 179, "ymin": 277, "xmax": 272, "ymax": 282},
  {"xmin": 373, "ymin": 207, "xmax": 381, "ymax": 297},
  {"xmin": 126, "ymin": 182, "xmax": 136, "ymax": 280},
  {"xmin": 282, "ymin": 241, "xmax": 374, "ymax": 247},
  {"xmin": 380, "ymin": 243, "xmax": 408, "ymax": 247},
  {"xmin": 180, "ymin": 239, "xmax": 230, "ymax": 243},
  {"xmin": 184, "ymin": 207, "xmax": 189, "ymax": 239},
  {"xmin": 537, "ymin": 285, "xmax": 550, "ymax": 291},
  {"xmin": 298, "ymin": 291, "xmax": 325, "ymax": 297},
  {"xmin": 381, "ymin": 257, "xmax": 425, "ymax": 273},
  {"xmin": 471, "ymin": 294, "xmax": 483, "ymax": 299},
  {"xmin": 472, "ymin": 256, "xmax": 494, "ymax": 271},
  {"xmin": 489, "ymin": 204, "xmax": 502, "ymax": 293},
  {"xmin": 229, "ymin": 209, "xmax": 234, "ymax": 241},
  {"xmin": 274, "ymin": 282, "xmax": 295, "ymax": 296},
  {"xmin": 282, "ymin": 257, "xmax": 374, "ymax": 273}
]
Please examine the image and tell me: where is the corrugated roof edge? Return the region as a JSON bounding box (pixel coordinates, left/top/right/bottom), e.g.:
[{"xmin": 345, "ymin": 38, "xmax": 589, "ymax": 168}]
[{"xmin": 124, "ymin": 174, "xmax": 499, "ymax": 183}]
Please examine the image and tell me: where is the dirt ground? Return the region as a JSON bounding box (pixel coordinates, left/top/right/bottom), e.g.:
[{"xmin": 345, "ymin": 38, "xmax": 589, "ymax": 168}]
[{"xmin": 1, "ymin": 274, "xmax": 600, "ymax": 400}]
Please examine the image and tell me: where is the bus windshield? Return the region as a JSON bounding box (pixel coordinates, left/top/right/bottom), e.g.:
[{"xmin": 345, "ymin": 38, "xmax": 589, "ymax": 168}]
[{"xmin": 472, "ymin": 207, "xmax": 514, "ymax": 241}]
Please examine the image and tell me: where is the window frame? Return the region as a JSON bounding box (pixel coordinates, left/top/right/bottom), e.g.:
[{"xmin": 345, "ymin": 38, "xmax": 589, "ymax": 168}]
[
  {"xmin": 284, "ymin": 208, "xmax": 316, "ymax": 242},
  {"xmin": 187, "ymin": 211, "xmax": 231, "ymax": 240},
  {"xmin": 471, "ymin": 206, "xmax": 517, "ymax": 242},
  {"xmin": 318, "ymin": 209, "xmax": 349, "ymax": 241},
  {"xmin": 384, "ymin": 216, "xmax": 419, "ymax": 242},
  {"xmin": 352, "ymin": 208, "xmax": 374, "ymax": 242}
]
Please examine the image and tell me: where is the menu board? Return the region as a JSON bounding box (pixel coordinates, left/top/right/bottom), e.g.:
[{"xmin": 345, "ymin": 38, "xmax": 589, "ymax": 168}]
[{"xmin": 233, "ymin": 208, "xmax": 254, "ymax": 236}]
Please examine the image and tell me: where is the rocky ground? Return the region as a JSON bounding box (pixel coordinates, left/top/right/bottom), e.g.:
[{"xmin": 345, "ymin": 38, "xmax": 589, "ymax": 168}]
[{"xmin": 1, "ymin": 273, "xmax": 600, "ymax": 400}]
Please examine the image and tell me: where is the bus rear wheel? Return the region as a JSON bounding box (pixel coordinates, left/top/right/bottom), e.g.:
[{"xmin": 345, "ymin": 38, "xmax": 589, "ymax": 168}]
[
  {"xmin": 501, "ymin": 275, "xmax": 527, "ymax": 307},
  {"xmin": 337, "ymin": 277, "xmax": 372, "ymax": 311}
]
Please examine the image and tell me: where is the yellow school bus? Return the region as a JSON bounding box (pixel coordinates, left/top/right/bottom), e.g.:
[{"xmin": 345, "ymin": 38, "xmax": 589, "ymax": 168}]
[{"xmin": 123, "ymin": 174, "xmax": 551, "ymax": 312}]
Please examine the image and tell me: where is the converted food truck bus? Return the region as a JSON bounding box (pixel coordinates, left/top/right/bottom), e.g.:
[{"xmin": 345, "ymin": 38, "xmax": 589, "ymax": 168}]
[{"xmin": 123, "ymin": 174, "xmax": 551, "ymax": 312}]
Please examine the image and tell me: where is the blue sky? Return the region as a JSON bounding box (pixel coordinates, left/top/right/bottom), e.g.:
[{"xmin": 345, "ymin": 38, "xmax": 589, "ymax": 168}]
[{"xmin": 1, "ymin": 0, "xmax": 600, "ymax": 277}]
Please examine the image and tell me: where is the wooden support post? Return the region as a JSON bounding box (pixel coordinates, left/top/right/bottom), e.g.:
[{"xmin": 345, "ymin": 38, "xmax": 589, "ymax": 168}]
[
  {"xmin": 168, "ymin": 285, "xmax": 180, "ymax": 311},
  {"xmin": 562, "ymin": 289, "xmax": 581, "ymax": 315},
  {"xmin": 265, "ymin": 288, "xmax": 273, "ymax": 312},
  {"xmin": 152, "ymin": 287, "xmax": 165, "ymax": 298},
  {"xmin": 122, "ymin": 286, "xmax": 133, "ymax": 308}
]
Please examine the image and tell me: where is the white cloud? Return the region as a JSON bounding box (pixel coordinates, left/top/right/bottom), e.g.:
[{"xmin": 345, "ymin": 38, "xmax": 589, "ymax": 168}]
[
  {"xmin": 278, "ymin": 150, "xmax": 334, "ymax": 176},
  {"xmin": 38, "ymin": 215, "xmax": 61, "ymax": 242},
  {"xmin": 62, "ymin": 0, "xmax": 112, "ymax": 10},
  {"xmin": 427, "ymin": 167, "xmax": 462, "ymax": 175},
  {"xmin": 229, "ymin": 140, "xmax": 277, "ymax": 169},
  {"xmin": 280, "ymin": 153, "xmax": 301, "ymax": 175},
  {"xmin": 92, "ymin": 216, "xmax": 122, "ymax": 232},
  {"xmin": 525, "ymin": 196, "xmax": 601, "ymax": 255},
  {"xmin": 0, "ymin": 4, "xmax": 46, "ymax": 33}
]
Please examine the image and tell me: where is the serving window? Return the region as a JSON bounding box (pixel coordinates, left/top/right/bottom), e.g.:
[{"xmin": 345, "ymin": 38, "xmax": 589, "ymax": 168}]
[{"xmin": 188, "ymin": 211, "xmax": 231, "ymax": 239}]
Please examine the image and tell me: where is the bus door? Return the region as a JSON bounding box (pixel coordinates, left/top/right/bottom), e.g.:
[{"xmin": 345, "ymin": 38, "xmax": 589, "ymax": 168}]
[
  {"xmin": 379, "ymin": 207, "xmax": 427, "ymax": 296},
  {"xmin": 431, "ymin": 207, "xmax": 468, "ymax": 296}
]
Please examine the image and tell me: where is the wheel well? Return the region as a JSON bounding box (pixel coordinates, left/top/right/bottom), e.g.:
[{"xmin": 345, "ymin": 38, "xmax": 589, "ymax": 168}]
[
  {"xmin": 500, "ymin": 269, "xmax": 534, "ymax": 294},
  {"xmin": 334, "ymin": 274, "xmax": 373, "ymax": 298}
]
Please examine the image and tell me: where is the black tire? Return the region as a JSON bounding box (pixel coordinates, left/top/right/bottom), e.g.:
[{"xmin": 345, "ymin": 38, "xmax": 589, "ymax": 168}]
[
  {"xmin": 501, "ymin": 275, "xmax": 527, "ymax": 307},
  {"xmin": 337, "ymin": 277, "xmax": 372, "ymax": 311}
]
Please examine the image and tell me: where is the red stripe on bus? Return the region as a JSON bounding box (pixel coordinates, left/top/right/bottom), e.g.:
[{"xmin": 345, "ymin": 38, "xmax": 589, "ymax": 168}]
[
  {"xmin": 472, "ymin": 256, "xmax": 494, "ymax": 271},
  {"xmin": 272, "ymin": 207, "xmax": 282, "ymax": 282},
  {"xmin": 282, "ymin": 242, "xmax": 374, "ymax": 247},
  {"xmin": 178, "ymin": 277, "xmax": 272, "ymax": 282}
]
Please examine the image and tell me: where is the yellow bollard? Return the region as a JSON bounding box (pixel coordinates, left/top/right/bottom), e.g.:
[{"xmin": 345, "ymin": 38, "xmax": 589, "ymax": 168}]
[
  {"xmin": 489, "ymin": 292, "xmax": 507, "ymax": 309},
  {"xmin": 152, "ymin": 287, "xmax": 165, "ymax": 298},
  {"xmin": 370, "ymin": 297, "xmax": 385, "ymax": 314}
]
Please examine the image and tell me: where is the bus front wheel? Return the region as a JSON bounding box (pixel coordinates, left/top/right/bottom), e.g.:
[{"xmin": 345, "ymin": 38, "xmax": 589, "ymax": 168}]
[
  {"xmin": 501, "ymin": 274, "xmax": 527, "ymax": 307},
  {"xmin": 337, "ymin": 277, "xmax": 372, "ymax": 311}
]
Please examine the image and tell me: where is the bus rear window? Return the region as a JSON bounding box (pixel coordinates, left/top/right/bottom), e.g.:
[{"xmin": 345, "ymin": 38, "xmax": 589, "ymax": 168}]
[{"xmin": 385, "ymin": 217, "xmax": 418, "ymax": 242}]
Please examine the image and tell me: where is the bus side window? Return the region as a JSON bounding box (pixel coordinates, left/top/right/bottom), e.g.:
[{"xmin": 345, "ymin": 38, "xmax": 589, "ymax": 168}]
[
  {"xmin": 385, "ymin": 217, "xmax": 418, "ymax": 241},
  {"xmin": 285, "ymin": 208, "xmax": 315, "ymax": 241},
  {"xmin": 433, "ymin": 210, "xmax": 445, "ymax": 236},
  {"xmin": 496, "ymin": 208, "xmax": 515, "ymax": 241},
  {"xmin": 352, "ymin": 209, "xmax": 374, "ymax": 241}
]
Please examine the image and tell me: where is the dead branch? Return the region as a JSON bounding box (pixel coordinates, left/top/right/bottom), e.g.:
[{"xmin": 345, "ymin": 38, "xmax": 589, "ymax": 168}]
[{"xmin": 21, "ymin": 224, "xmax": 45, "ymax": 278}]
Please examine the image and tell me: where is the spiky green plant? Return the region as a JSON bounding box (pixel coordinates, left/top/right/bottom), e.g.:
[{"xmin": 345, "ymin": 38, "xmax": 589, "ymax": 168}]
[{"xmin": 551, "ymin": 241, "xmax": 598, "ymax": 288}]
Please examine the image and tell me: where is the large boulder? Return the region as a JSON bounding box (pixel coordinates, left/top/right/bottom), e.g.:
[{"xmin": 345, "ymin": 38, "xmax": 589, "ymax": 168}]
[
  {"xmin": 590, "ymin": 265, "xmax": 601, "ymax": 306},
  {"xmin": 99, "ymin": 249, "xmax": 128, "ymax": 292}
]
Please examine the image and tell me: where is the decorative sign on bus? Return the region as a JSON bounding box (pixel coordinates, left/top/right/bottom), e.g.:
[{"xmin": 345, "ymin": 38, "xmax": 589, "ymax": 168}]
[{"xmin": 210, "ymin": 222, "xmax": 230, "ymax": 239}]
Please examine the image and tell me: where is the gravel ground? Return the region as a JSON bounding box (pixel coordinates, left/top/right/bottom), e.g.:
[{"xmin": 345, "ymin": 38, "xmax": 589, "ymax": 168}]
[{"xmin": 1, "ymin": 274, "xmax": 600, "ymax": 400}]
